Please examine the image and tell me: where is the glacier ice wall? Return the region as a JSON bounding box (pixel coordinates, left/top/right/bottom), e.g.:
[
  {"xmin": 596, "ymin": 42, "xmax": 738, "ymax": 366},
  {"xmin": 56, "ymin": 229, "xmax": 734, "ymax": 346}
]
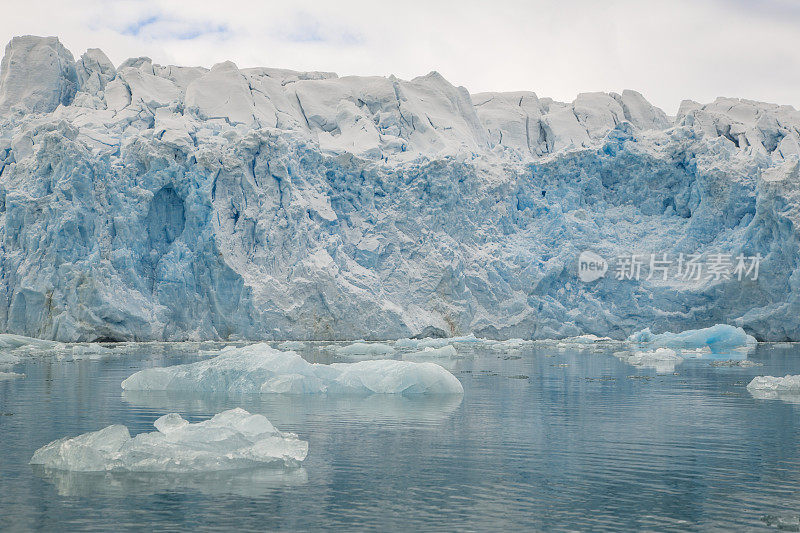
[{"xmin": 1, "ymin": 35, "xmax": 799, "ymax": 341}]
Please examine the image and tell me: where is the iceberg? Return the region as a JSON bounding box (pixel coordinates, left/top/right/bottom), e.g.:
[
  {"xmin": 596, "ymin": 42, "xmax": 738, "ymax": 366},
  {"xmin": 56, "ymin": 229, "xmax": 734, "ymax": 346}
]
[
  {"xmin": 627, "ymin": 325, "xmax": 757, "ymax": 353},
  {"xmin": 0, "ymin": 35, "xmax": 799, "ymax": 342},
  {"xmin": 0, "ymin": 371, "xmax": 24, "ymax": 380},
  {"xmin": 29, "ymin": 408, "xmax": 308, "ymax": 472},
  {"xmin": 121, "ymin": 344, "xmax": 464, "ymax": 394}
]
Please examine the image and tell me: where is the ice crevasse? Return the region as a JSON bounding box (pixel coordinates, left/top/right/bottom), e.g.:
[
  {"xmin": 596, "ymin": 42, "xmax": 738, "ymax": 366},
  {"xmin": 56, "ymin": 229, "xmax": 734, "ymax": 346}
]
[{"xmin": 1, "ymin": 35, "xmax": 800, "ymax": 342}]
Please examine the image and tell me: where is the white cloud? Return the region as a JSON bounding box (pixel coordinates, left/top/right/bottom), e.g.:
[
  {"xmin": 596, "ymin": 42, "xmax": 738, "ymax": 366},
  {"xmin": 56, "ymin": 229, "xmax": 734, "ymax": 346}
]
[{"xmin": 2, "ymin": 0, "xmax": 799, "ymax": 114}]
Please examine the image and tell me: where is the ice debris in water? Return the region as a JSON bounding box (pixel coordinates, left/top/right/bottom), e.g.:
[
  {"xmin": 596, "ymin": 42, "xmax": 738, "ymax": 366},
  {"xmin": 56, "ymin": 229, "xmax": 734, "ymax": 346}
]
[
  {"xmin": 121, "ymin": 343, "xmax": 463, "ymax": 395},
  {"xmin": 29, "ymin": 408, "xmax": 308, "ymax": 472},
  {"xmin": 708, "ymin": 359, "xmax": 762, "ymax": 367},
  {"xmin": 0, "ymin": 371, "xmax": 24, "ymax": 380},
  {"xmin": 335, "ymin": 342, "xmax": 395, "ymax": 357},
  {"xmin": 627, "ymin": 324, "xmax": 756, "ymax": 353},
  {"xmin": 616, "ymin": 348, "xmax": 683, "ymax": 373},
  {"xmin": 278, "ymin": 341, "xmax": 306, "ymax": 351},
  {"xmin": 403, "ymin": 345, "xmax": 459, "ymax": 360},
  {"xmin": 394, "ymin": 335, "xmax": 481, "ymax": 350}
]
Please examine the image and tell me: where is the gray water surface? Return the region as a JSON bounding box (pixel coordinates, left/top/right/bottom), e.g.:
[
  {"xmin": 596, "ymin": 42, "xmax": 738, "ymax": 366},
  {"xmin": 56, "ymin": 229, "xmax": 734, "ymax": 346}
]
[{"xmin": 2, "ymin": 341, "xmax": 800, "ymax": 531}]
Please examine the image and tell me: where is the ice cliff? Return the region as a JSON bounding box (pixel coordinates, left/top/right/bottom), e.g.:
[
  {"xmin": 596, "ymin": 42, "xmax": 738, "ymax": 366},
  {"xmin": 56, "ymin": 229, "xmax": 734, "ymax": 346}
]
[{"xmin": 1, "ymin": 35, "xmax": 800, "ymax": 342}]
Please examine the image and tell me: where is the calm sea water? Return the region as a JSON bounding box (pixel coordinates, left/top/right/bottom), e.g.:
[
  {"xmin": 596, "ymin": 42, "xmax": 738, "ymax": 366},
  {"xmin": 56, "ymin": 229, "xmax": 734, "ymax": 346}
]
[{"xmin": 2, "ymin": 341, "xmax": 800, "ymax": 531}]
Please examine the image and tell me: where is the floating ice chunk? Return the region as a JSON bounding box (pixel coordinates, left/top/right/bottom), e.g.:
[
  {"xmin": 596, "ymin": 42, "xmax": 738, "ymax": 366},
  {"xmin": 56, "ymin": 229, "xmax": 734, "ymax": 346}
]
[
  {"xmin": 617, "ymin": 348, "xmax": 683, "ymax": 373},
  {"xmin": 30, "ymin": 408, "xmax": 307, "ymax": 472},
  {"xmin": 709, "ymin": 359, "xmax": 762, "ymax": 367},
  {"xmin": 0, "ymin": 371, "xmax": 24, "ymax": 380},
  {"xmin": 402, "ymin": 345, "xmax": 461, "ymax": 371},
  {"xmin": 121, "ymin": 344, "xmax": 463, "ymax": 395},
  {"xmin": 278, "ymin": 341, "xmax": 306, "ymax": 351},
  {"xmin": 747, "ymin": 375, "xmax": 800, "ymax": 392},
  {"xmin": 627, "ymin": 325, "xmax": 757, "ymax": 353},
  {"xmin": 335, "ymin": 342, "xmax": 395, "ymax": 357},
  {"xmin": 747, "ymin": 375, "xmax": 800, "ymax": 402},
  {"xmin": 395, "ymin": 334, "xmax": 482, "ymax": 350},
  {"xmin": 403, "ymin": 345, "xmax": 459, "ymax": 360},
  {"xmin": 559, "ymin": 334, "xmax": 614, "ymax": 344},
  {"xmin": 69, "ymin": 344, "xmax": 115, "ymax": 360}
]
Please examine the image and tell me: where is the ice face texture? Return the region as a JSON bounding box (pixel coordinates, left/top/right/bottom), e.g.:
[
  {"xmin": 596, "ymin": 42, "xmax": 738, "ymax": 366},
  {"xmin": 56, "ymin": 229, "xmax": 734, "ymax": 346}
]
[
  {"xmin": 29, "ymin": 408, "xmax": 308, "ymax": 472},
  {"xmin": 121, "ymin": 344, "xmax": 464, "ymax": 395},
  {"xmin": 1, "ymin": 36, "xmax": 800, "ymax": 341}
]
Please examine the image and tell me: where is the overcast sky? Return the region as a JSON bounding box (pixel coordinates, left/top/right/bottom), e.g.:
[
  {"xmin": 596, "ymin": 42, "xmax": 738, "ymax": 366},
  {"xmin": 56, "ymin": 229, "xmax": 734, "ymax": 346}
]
[{"xmin": 2, "ymin": 0, "xmax": 799, "ymax": 114}]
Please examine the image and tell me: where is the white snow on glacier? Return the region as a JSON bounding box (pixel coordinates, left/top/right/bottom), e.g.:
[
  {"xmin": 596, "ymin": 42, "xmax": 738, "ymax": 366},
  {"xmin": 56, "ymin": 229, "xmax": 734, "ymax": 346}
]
[
  {"xmin": 121, "ymin": 343, "xmax": 464, "ymax": 394},
  {"xmin": 1, "ymin": 35, "xmax": 800, "ymax": 341},
  {"xmin": 30, "ymin": 407, "xmax": 307, "ymax": 472}
]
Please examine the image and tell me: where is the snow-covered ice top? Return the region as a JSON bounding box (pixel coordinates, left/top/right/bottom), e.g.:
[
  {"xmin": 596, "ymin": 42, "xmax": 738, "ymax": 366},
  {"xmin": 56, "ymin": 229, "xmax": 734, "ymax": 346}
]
[
  {"xmin": 1, "ymin": 35, "xmax": 800, "ymax": 342},
  {"xmin": 29, "ymin": 408, "xmax": 308, "ymax": 472},
  {"xmin": 121, "ymin": 344, "xmax": 464, "ymax": 394}
]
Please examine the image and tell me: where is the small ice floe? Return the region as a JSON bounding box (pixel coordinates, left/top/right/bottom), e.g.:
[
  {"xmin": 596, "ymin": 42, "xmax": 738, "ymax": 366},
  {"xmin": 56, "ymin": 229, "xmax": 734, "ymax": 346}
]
[
  {"xmin": 747, "ymin": 375, "xmax": 800, "ymax": 392},
  {"xmin": 616, "ymin": 348, "xmax": 683, "ymax": 373},
  {"xmin": 487, "ymin": 338, "xmax": 533, "ymax": 353},
  {"xmin": 403, "ymin": 345, "xmax": 459, "ymax": 360},
  {"xmin": 395, "ymin": 334, "xmax": 481, "ymax": 350},
  {"xmin": 627, "ymin": 324, "xmax": 756, "ymax": 353},
  {"xmin": 539, "ymin": 334, "xmax": 618, "ymax": 352},
  {"xmin": 747, "ymin": 375, "xmax": 800, "ymax": 403},
  {"xmin": 402, "ymin": 345, "xmax": 461, "ymax": 370},
  {"xmin": 122, "ymin": 344, "xmax": 463, "ymax": 395},
  {"xmin": 30, "ymin": 408, "xmax": 308, "ymax": 472},
  {"xmin": 335, "ymin": 342, "xmax": 395, "ymax": 358},
  {"xmin": 278, "ymin": 341, "xmax": 306, "ymax": 351},
  {"xmin": 0, "ymin": 371, "xmax": 24, "ymax": 380},
  {"xmin": 67, "ymin": 344, "xmax": 115, "ymax": 361}
]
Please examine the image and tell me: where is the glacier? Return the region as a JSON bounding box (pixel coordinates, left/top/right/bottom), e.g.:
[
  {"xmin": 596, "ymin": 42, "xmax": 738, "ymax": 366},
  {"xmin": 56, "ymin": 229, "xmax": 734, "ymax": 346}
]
[
  {"xmin": 121, "ymin": 343, "xmax": 465, "ymax": 394},
  {"xmin": 29, "ymin": 408, "xmax": 308, "ymax": 472},
  {"xmin": 1, "ymin": 35, "xmax": 800, "ymax": 342}
]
